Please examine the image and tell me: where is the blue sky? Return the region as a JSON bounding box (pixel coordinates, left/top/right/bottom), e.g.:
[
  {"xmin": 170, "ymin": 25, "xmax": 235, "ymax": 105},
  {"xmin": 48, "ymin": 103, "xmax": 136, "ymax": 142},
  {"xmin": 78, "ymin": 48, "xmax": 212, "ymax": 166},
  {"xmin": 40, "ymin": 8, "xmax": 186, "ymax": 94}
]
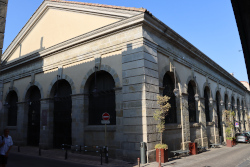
[{"xmin": 3, "ymin": 0, "xmax": 247, "ymax": 82}]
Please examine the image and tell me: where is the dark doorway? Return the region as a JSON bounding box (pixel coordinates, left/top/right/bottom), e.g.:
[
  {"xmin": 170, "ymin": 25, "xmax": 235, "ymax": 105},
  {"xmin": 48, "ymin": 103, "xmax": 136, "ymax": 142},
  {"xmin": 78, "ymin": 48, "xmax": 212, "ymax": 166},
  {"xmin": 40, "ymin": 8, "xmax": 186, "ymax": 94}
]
[
  {"xmin": 7, "ymin": 91, "xmax": 18, "ymax": 126},
  {"xmin": 188, "ymin": 82, "xmax": 196, "ymax": 122},
  {"xmin": 53, "ymin": 79, "xmax": 72, "ymax": 148},
  {"xmin": 163, "ymin": 73, "xmax": 177, "ymax": 123},
  {"xmin": 204, "ymin": 87, "xmax": 210, "ymax": 122},
  {"xmin": 27, "ymin": 86, "xmax": 41, "ymax": 146},
  {"xmin": 216, "ymin": 92, "xmax": 222, "ymax": 137},
  {"xmin": 88, "ymin": 71, "xmax": 116, "ymax": 125}
]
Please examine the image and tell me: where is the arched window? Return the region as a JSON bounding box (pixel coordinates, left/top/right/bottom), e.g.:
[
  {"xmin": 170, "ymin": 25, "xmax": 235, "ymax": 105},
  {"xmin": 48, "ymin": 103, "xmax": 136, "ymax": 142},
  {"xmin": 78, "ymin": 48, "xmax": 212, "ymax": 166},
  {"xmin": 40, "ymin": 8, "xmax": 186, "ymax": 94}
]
[
  {"xmin": 231, "ymin": 97, "xmax": 235, "ymax": 111},
  {"xmin": 237, "ymin": 99, "xmax": 240, "ymax": 121},
  {"xmin": 224, "ymin": 94, "xmax": 228, "ymax": 110},
  {"xmin": 188, "ymin": 82, "xmax": 196, "ymax": 122},
  {"xmin": 89, "ymin": 71, "xmax": 116, "ymax": 125},
  {"xmin": 163, "ymin": 73, "xmax": 177, "ymax": 123},
  {"xmin": 7, "ymin": 91, "xmax": 18, "ymax": 126},
  {"xmin": 216, "ymin": 92, "xmax": 222, "ymax": 136},
  {"xmin": 204, "ymin": 87, "xmax": 210, "ymax": 122}
]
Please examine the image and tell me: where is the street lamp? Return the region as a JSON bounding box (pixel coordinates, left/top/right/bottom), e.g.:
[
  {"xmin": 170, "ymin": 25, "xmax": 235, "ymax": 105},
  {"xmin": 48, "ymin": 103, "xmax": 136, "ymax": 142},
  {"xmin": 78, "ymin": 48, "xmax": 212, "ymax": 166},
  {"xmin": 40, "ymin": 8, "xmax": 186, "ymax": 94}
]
[
  {"xmin": 172, "ymin": 66, "xmax": 179, "ymax": 97},
  {"xmin": 92, "ymin": 66, "xmax": 99, "ymax": 97},
  {"xmin": 220, "ymin": 100, "xmax": 224, "ymax": 106},
  {"xmin": 54, "ymin": 75, "xmax": 61, "ymax": 102}
]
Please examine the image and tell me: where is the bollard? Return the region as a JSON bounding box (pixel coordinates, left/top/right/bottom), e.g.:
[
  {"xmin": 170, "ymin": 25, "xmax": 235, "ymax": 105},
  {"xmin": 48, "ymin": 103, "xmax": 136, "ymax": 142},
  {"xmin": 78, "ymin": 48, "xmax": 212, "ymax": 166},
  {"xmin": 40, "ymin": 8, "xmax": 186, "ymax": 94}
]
[
  {"xmin": 18, "ymin": 146, "xmax": 20, "ymax": 152},
  {"xmin": 100, "ymin": 148, "xmax": 103, "ymax": 165},
  {"xmin": 140, "ymin": 142, "xmax": 146, "ymax": 164},
  {"xmin": 137, "ymin": 158, "xmax": 140, "ymax": 167},
  {"xmin": 39, "ymin": 147, "xmax": 41, "ymax": 156},
  {"xmin": 104, "ymin": 146, "xmax": 108, "ymax": 164},
  {"xmin": 65, "ymin": 149, "xmax": 68, "ymax": 160}
]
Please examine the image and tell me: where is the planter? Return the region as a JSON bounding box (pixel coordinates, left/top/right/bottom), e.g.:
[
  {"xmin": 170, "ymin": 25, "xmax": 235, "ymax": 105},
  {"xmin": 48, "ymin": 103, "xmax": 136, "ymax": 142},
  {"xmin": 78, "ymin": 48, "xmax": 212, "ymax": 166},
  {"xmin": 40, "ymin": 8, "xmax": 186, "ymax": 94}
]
[
  {"xmin": 156, "ymin": 149, "xmax": 168, "ymax": 163},
  {"xmin": 189, "ymin": 142, "xmax": 197, "ymax": 155},
  {"xmin": 226, "ymin": 139, "xmax": 233, "ymax": 147}
]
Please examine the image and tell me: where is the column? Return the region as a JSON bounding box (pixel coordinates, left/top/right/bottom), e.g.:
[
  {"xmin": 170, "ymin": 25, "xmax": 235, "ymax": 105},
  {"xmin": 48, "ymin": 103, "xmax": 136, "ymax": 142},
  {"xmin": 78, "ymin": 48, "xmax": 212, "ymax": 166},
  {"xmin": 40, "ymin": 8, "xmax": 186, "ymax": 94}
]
[
  {"xmin": 199, "ymin": 98, "xmax": 208, "ymax": 147},
  {"xmin": 114, "ymin": 87, "xmax": 124, "ymax": 158},
  {"xmin": 39, "ymin": 98, "xmax": 53, "ymax": 149},
  {"xmin": 212, "ymin": 101, "xmax": 219, "ymax": 144},
  {"xmin": 180, "ymin": 93, "xmax": 190, "ymax": 150},
  {"xmin": 220, "ymin": 105, "xmax": 226, "ymax": 142},
  {"xmin": 240, "ymin": 109, "xmax": 244, "ymax": 132},
  {"xmin": 16, "ymin": 102, "xmax": 26, "ymax": 145},
  {"xmin": 122, "ymin": 42, "xmax": 159, "ymax": 161},
  {"xmin": 71, "ymin": 94, "xmax": 84, "ymax": 146}
]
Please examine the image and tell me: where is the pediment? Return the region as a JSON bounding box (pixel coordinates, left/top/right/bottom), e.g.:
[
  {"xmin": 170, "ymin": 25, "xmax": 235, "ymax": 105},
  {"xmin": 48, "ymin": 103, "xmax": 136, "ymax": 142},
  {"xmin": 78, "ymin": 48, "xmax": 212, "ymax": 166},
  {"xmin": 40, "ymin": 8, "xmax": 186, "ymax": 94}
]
[{"xmin": 2, "ymin": 0, "xmax": 143, "ymax": 63}]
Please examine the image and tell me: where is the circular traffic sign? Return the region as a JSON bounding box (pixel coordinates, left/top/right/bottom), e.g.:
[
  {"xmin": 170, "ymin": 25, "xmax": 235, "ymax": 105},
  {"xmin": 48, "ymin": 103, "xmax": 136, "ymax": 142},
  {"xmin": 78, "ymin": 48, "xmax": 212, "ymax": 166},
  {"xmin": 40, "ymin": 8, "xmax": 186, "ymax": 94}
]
[{"xmin": 102, "ymin": 112, "xmax": 110, "ymax": 120}]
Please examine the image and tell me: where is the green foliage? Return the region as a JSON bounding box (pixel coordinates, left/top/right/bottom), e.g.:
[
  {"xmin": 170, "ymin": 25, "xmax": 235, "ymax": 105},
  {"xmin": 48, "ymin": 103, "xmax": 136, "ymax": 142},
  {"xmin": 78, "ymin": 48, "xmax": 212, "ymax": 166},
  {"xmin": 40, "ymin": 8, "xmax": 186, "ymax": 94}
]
[
  {"xmin": 155, "ymin": 144, "xmax": 168, "ymax": 150},
  {"xmin": 223, "ymin": 110, "xmax": 235, "ymax": 140},
  {"xmin": 153, "ymin": 95, "xmax": 171, "ymax": 145}
]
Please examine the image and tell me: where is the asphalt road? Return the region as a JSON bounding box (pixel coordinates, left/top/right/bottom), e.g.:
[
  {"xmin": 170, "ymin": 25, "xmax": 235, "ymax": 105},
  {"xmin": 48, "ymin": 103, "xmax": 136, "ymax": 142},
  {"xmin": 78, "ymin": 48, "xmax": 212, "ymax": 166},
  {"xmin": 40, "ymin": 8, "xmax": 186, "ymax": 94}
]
[{"xmin": 7, "ymin": 153, "xmax": 96, "ymax": 167}]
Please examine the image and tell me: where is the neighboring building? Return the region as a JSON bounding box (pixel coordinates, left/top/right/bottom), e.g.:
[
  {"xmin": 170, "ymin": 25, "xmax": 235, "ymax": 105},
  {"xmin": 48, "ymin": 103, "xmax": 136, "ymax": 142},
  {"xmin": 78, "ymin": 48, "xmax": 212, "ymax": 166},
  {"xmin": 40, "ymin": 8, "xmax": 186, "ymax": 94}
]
[
  {"xmin": 241, "ymin": 81, "xmax": 250, "ymax": 91},
  {"xmin": 1, "ymin": 0, "xmax": 249, "ymax": 162},
  {"xmin": 0, "ymin": 0, "xmax": 8, "ymax": 59}
]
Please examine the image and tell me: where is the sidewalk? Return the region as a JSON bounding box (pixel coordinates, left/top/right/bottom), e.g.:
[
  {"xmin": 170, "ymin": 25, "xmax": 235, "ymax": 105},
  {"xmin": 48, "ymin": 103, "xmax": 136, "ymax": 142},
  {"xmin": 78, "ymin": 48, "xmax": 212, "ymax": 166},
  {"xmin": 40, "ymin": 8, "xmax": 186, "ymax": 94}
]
[
  {"xmin": 10, "ymin": 144, "xmax": 248, "ymax": 167},
  {"xmin": 10, "ymin": 145, "xmax": 137, "ymax": 167},
  {"xmin": 136, "ymin": 144, "xmax": 247, "ymax": 167}
]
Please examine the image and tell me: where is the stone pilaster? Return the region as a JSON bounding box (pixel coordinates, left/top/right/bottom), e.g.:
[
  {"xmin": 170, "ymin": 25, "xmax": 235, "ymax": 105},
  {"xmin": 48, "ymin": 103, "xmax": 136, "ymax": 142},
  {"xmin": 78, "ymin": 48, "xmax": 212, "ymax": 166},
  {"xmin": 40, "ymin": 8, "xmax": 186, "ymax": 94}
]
[
  {"xmin": 122, "ymin": 41, "xmax": 159, "ymax": 161},
  {"xmin": 71, "ymin": 94, "xmax": 84, "ymax": 146},
  {"xmin": 240, "ymin": 109, "xmax": 244, "ymax": 132},
  {"xmin": 212, "ymin": 101, "xmax": 219, "ymax": 144},
  {"xmin": 39, "ymin": 98, "xmax": 53, "ymax": 149},
  {"xmin": 16, "ymin": 102, "xmax": 26, "ymax": 145},
  {"xmin": 114, "ymin": 87, "xmax": 124, "ymax": 159},
  {"xmin": 180, "ymin": 93, "xmax": 190, "ymax": 150},
  {"xmin": 199, "ymin": 98, "xmax": 208, "ymax": 147},
  {"xmin": 220, "ymin": 105, "xmax": 226, "ymax": 142}
]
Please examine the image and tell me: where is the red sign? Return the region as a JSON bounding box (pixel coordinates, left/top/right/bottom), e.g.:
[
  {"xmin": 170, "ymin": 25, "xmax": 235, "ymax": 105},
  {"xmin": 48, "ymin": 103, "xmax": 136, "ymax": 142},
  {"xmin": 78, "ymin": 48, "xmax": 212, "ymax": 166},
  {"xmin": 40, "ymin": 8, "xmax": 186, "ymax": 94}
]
[{"xmin": 102, "ymin": 112, "xmax": 110, "ymax": 120}]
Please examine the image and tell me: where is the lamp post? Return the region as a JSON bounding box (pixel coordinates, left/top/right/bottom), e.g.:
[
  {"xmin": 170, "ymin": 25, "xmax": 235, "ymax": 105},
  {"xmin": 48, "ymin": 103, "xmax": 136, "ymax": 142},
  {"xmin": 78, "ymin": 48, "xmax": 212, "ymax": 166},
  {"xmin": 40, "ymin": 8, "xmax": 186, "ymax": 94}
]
[
  {"xmin": 92, "ymin": 66, "xmax": 99, "ymax": 97},
  {"xmin": 172, "ymin": 66, "xmax": 179, "ymax": 97},
  {"xmin": 54, "ymin": 75, "xmax": 60, "ymax": 101},
  {"xmin": 220, "ymin": 100, "xmax": 224, "ymax": 106},
  {"xmin": 194, "ymin": 84, "xmax": 199, "ymax": 101}
]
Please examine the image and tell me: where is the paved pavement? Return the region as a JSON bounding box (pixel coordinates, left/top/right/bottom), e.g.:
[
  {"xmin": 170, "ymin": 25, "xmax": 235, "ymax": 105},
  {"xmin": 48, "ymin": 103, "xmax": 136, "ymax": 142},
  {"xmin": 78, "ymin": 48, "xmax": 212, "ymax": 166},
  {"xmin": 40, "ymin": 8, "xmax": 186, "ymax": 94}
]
[
  {"xmin": 9, "ymin": 145, "xmax": 136, "ymax": 167},
  {"xmin": 8, "ymin": 144, "xmax": 250, "ymax": 167},
  {"xmin": 137, "ymin": 143, "xmax": 250, "ymax": 167}
]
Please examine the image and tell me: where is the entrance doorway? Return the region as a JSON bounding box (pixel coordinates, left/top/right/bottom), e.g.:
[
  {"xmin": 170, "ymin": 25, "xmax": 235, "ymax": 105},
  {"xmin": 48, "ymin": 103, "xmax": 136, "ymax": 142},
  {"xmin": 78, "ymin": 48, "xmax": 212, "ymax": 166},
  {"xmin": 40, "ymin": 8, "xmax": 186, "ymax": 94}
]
[
  {"xmin": 27, "ymin": 86, "xmax": 41, "ymax": 146},
  {"xmin": 53, "ymin": 79, "xmax": 72, "ymax": 148}
]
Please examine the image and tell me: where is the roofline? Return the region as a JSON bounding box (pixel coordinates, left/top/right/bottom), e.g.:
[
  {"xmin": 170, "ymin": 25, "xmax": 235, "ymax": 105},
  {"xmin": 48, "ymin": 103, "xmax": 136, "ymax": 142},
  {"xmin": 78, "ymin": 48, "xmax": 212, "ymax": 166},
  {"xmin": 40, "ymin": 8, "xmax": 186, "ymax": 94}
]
[{"xmin": 47, "ymin": 0, "xmax": 150, "ymax": 13}]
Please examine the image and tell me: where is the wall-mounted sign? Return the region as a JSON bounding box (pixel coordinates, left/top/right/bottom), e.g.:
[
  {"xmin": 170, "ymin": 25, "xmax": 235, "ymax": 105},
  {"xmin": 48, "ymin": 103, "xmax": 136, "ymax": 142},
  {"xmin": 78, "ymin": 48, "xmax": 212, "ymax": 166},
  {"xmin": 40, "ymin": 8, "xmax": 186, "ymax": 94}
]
[{"xmin": 235, "ymin": 122, "xmax": 239, "ymax": 128}]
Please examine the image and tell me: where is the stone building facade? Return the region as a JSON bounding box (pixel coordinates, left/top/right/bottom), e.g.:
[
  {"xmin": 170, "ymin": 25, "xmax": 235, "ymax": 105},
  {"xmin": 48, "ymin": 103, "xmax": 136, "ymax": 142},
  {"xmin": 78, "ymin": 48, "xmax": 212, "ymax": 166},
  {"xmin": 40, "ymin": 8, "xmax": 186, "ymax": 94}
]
[
  {"xmin": 0, "ymin": 0, "xmax": 8, "ymax": 60},
  {"xmin": 0, "ymin": 0, "xmax": 249, "ymax": 162}
]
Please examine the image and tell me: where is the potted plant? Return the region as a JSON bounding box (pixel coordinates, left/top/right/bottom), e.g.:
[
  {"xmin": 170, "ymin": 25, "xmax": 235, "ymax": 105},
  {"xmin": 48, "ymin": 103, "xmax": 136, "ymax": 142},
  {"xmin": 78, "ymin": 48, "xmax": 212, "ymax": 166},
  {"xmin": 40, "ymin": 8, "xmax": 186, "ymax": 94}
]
[
  {"xmin": 223, "ymin": 110, "xmax": 235, "ymax": 147},
  {"xmin": 153, "ymin": 95, "xmax": 171, "ymax": 163}
]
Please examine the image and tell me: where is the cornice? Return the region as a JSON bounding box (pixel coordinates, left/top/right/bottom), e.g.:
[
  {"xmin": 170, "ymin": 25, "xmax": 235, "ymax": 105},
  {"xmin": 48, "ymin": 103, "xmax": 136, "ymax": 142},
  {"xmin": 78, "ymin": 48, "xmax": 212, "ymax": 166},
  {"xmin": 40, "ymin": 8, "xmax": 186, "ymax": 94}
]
[{"xmin": 142, "ymin": 13, "xmax": 246, "ymax": 93}]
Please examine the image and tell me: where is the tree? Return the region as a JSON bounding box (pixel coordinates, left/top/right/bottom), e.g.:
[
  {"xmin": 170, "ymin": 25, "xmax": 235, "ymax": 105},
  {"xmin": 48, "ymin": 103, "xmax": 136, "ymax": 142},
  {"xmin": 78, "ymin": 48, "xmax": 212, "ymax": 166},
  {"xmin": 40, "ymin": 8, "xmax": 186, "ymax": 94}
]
[
  {"xmin": 223, "ymin": 110, "xmax": 235, "ymax": 140},
  {"xmin": 153, "ymin": 95, "xmax": 171, "ymax": 149}
]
